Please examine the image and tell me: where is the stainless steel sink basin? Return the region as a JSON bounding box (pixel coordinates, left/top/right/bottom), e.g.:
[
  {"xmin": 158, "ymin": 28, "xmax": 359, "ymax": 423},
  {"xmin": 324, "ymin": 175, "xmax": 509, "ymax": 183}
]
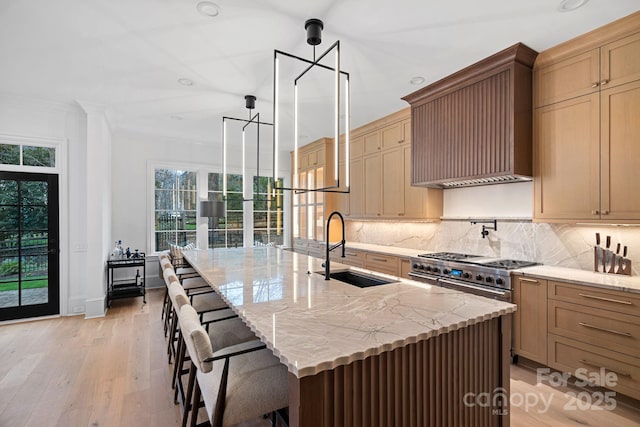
[{"xmin": 317, "ymin": 270, "xmax": 397, "ymax": 288}]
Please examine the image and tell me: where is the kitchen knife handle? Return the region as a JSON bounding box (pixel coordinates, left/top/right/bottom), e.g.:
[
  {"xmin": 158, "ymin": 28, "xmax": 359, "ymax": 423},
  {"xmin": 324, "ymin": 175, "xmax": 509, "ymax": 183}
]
[
  {"xmin": 616, "ymin": 243, "xmax": 621, "ymax": 254},
  {"xmin": 606, "ymin": 236, "xmax": 611, "ymax": 248},
  {"xmin": 596, "ymin": 233, "xmax": 600, "ymax": 245},
  {"xmin": 624, "ymin": 246, "xmax": 628, "ymax": 257}
]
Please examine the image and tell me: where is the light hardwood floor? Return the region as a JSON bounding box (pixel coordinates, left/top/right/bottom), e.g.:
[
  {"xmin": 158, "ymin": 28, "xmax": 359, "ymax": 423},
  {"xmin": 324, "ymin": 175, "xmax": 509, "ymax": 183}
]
[{"xmin": 1, "ymin": 288, "xmax": 639, "ymax": 427}]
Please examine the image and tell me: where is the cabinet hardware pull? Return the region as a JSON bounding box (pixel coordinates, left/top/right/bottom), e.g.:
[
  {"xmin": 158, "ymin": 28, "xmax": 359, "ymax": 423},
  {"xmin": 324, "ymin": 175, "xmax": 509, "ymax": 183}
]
[
  {"xmin": 602, "ymin": 210, "xmax": 609, "ymax": 215},
  {"xmin": 578, "ymin": 293, "xmax": 632, "ymax": 305},
  {"xmin": 601, "ymin": 79, "xmax": 609, "ymax": 85},
  {"xmin": 591, "ymin": 210, "xmax": 599, "ymax": 215},
  {"xmin": 591, "ymin": 82, "xmax": 600, "ymax": 88},
  {"xmin": 578, "ymin": 322, "xmax": 632, "ymax": 337},
  {"xmin": 371, "ymin": 257, "xmax": 388, "ymax": 262},
  {"xmin": 579, "ymin": 359, "xmax": 631, "ymax": 378},
  {"xmin": 520, "ymin": 278, "xmax": 539, "ymax": 284},
  {"xmin": 398, "ymin": 140, "xmax": 403, "ymax": 144},
  {"xmin": 346, "ymin": 252, "xmax": 358, "ymax": 256}
]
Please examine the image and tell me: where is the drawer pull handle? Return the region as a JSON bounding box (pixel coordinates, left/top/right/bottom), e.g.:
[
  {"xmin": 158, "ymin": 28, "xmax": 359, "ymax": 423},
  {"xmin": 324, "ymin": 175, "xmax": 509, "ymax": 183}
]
[
  {"xmin": 579, "ymin": 359, "xmax": 631, "ymax": 378},
  {"xmin": 601, "ymin": 79, "xmax": 609, "ymax": 85},
  {"xmin": 591, "ymin": 210, "xmax": 600, "ymax": 215},
  {"xmin": 346, "ymin": 252, "xmax": 358, "ymax": 256},
  {"xmin": 578, "ymin": 322, "xmax": 632, "ymax": 337},
  {"xmin": 371, "ymin": 257, "xmax": 388, "ymax": 262},
  {"xmin": 520, "ymin": 278, "xmax": 539, "ymax": 284},
  {"xmin": 578, "ymin": 293, "xmax": 632, "ymax": 305},
  {"xmin": 591, "ymin": 82, "xmax": 600, "ymax": 88}
]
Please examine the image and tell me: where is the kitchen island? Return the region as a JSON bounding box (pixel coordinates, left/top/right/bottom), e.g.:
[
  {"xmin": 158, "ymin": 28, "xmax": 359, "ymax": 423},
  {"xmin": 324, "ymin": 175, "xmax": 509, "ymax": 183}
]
[{"xmin": 184, "ymin": 247, "xmax": 516, "ymax": 427}]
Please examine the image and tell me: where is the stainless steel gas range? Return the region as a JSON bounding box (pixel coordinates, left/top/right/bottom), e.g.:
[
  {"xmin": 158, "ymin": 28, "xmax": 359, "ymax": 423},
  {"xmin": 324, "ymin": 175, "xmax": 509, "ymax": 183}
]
[{"xmin": 408, "ymin": 252, "xmax": 538, "ymax": 302}]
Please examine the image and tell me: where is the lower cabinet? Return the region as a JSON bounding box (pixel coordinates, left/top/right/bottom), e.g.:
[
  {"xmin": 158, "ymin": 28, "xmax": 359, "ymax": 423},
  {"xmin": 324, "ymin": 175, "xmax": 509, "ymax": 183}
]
[
  {"xmin": 513, "ymin": 275, "xmax": 640, "ymax": 400},
  {"xmin": 364, "ymin": 252, "xmax": 399, "ymax": 276},
  {"xmin": 513, "ymin": 276, "xmax": 548, "ymax": 364}
]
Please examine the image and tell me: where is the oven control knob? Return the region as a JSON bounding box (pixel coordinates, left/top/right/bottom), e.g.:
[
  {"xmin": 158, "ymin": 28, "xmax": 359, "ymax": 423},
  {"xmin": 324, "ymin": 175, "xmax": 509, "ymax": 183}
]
[
  {"xmin": 425, "ymin": 266, "xmax": 432, "ymax": 272},
  {"xmin": 432, "ymin": 267, "xmax": 440, "ymax": 273},
  {"xmin": 495, "ymin": 278, "xmax": 504, "ymax": 285},
  {"xmin": 462, "ymin": 272, "xmax": 471, "ymax": 279},
  {"xmin": 485, "ymin": 276, "xmax": 493, "ymax": 283},
  {"xmin": 413, "ymin": 263, "xmax": 419, "ymax": 269},
  {"xmin": 443, "ymin": 269, "xmax": 450, "ymax": 274},
  {"xmin": 475, "ymin": 274, "xmax": 483, "ymax": 281}
]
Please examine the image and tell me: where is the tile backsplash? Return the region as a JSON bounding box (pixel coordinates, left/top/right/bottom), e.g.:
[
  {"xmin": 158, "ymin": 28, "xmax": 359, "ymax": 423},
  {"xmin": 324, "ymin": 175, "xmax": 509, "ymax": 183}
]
[{"xmin": 346, "ymin": 220, "xmax": 640, "ymax": 276}]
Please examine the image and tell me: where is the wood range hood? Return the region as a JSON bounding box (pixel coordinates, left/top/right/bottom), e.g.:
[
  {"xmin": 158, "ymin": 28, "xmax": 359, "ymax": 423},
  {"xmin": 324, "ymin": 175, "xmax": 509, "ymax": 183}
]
[{"xmin": 402, "ymin": 43, "xmax": 538, "ymax": 188}]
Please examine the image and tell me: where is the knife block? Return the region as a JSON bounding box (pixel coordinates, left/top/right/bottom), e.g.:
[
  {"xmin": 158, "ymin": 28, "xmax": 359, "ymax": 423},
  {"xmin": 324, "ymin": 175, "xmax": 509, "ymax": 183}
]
[{"xmin": 594, "ymin": 247, "xmax": 632, "ymax": 275}]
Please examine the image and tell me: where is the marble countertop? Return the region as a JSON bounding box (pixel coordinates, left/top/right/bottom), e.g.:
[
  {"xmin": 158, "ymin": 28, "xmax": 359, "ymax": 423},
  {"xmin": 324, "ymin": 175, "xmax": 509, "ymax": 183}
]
[
  {"xmin": 183, "ymin": 247, "xmax": 515, "ymax": 378},
  {"xmin": 513, "ymin": 265, "xmax": 640, "ymax": 293}
]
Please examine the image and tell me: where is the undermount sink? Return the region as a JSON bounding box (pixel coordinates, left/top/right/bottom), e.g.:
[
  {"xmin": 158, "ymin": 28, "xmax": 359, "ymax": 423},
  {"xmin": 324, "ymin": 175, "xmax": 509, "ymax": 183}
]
[{"xmin": 317, "ymin": 270, "xmax": 397, "ymax": 288}]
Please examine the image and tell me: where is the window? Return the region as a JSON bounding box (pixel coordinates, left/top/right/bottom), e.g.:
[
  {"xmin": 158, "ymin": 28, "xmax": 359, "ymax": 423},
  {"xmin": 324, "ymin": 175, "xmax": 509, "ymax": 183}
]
[
  {"xmin": 207, "ymin": 172, "xmax": 243, "ymax": 248},
  {"xmin": 0, "ymin": 144, "xmax": 56, "ymax": 168},
  {"xmin": 154, "ymin": 169, "xmax": 197, "ymax": 251},
  {"xmin": 253, "ymin": 176, "xmax": 283, "ymax": 246}
]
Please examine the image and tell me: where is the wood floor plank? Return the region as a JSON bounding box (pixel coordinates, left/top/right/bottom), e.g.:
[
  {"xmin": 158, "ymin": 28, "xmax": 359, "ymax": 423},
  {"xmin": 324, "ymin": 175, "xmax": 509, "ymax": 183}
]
[{"xmin": 0, "ymin": 288, "xmax": 638, "ymax": 427}]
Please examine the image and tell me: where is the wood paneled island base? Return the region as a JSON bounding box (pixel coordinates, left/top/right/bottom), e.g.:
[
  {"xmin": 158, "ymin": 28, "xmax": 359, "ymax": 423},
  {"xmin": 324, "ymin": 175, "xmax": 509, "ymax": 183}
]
[{"xmin": 288, "ymin": 316, "xmax": 511, "ymax": 427}]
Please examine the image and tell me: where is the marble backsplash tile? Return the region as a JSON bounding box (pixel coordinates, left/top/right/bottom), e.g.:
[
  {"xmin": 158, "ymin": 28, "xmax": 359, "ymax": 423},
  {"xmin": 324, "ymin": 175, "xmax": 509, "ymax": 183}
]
[{"xmin": 346, "ymin": 220, "xmax": 640, "ymax": 276}]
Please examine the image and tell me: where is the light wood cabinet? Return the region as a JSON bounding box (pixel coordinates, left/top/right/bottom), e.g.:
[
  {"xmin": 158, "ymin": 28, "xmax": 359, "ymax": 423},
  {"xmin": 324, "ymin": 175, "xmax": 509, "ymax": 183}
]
[
  {"xmin": 291, "ymin": 138, "xmax": 337, "ymax": 245},
  {"xmin": 363, "ymin": 153, "xmax": 382, "ymax": 217},
  {"xmin": 364, "ymin": 252, "xmax": 399, "ymax": 276},
  {"xmin": 400, "ymin": 258, "xmax": 411, "ymax": 279},
  {"xmin": 546, "ymin": 280, "xmax": 640, "ymax": 401},
  {"xmin": 534, "ymin": 29, "xmax": 640, "ymax": 222},
  {"xmin": 513, "ymin": 276, "xmax": 548, "ymax": 364},
  {"xmin": 348, "ymin": 110, "xmax": 442, "ymax": 220}
]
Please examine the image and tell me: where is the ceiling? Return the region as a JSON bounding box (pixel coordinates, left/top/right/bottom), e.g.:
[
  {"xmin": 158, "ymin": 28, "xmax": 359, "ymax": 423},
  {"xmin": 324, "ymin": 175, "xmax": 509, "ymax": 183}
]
[{"xmin": 1, "ymin": 0, "xmax": 638, "ymax": 151}]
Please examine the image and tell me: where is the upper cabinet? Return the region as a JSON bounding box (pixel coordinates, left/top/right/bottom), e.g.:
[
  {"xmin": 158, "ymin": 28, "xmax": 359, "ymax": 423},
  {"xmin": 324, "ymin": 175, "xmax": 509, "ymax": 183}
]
[
  {"xmin": 403, "ymin": 43, "xmax": 538, "ymax": 188},
  {"xmin": 341, "ymin": 109, "xmax": 442, "ymax": 220},
  {"xmin": 534, "ymin": 13, "xmax": 640, "ymax": 222}
]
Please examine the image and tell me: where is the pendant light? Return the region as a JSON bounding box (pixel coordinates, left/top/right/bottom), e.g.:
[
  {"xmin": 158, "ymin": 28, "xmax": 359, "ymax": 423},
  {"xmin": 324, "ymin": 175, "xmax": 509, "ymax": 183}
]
[
  {"xmin": 272, "ymin": 18, "xmax": 351, "ymax": 194},
  {"xmin": 221, "ymin": 95, "xmax": 275, "ymax": 202}
]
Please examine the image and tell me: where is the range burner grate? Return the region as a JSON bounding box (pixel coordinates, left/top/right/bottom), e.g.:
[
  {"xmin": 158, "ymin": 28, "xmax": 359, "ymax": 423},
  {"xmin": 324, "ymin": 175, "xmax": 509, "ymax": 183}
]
[
  {"xmin": 418, "ymin": 252, "xmax": 481, "ymax": 261},
  {"xmin": 481, "ymin": 259, "xmax": 538, "ymax": 270}
]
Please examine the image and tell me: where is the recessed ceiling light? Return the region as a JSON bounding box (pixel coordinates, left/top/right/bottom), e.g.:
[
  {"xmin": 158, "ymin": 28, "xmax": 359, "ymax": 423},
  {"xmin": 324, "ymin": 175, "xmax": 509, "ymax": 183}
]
[
  {"xmin": 178, "ymin": 78, "xmax": 194, "ymax": 86},
  {"xmin": 410, "ymin": 76, "xmax": 425, "ymax": 85},
  {"xmin": 558, "ymin": 0, "xmax": 589, "ymax": 12},
  {"xmin": 197, "ymin": 1, "xmax": 220, "ymax": 17}
]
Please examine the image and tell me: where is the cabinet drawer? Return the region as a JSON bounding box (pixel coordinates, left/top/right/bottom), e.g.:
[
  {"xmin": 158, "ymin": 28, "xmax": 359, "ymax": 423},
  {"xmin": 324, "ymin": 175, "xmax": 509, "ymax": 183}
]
[
  {"xmin": 548, "ymin": 300, "xmax": 640, "ymax": 357},
  {"xmin": 548, "ymin": 281, "xmax": 640, "ymax": 316},
  {"xmin": 548, "ymin": 334, "xmax": 640, "ymax": 401},
  {"xmin": 307, "ymin": 241, "xmax": 324, "ymax": 258},
  {"xmin": 340, "ymin": 250, "xmax": 365, "ymax": 267},
  {"xmin": 364, "ymin": 253, "xmax": 398, "ymax": 276}
]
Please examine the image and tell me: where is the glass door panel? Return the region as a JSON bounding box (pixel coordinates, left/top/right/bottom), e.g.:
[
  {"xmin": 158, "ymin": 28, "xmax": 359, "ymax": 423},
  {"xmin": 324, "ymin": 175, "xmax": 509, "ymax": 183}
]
[{"xmin": 0, "ymin": 172, "xmax": 59, "ymax": 320}]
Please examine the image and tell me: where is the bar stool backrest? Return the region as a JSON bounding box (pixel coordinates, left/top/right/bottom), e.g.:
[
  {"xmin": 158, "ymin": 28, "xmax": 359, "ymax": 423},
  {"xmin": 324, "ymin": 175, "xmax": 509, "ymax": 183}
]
[
  {"xmin": 168, "ymin": 282, "xmax": 190, "ymax": 311},
  {"xmin": 178, "ymin": 304, "xmax": 215, "ymax": 373}
]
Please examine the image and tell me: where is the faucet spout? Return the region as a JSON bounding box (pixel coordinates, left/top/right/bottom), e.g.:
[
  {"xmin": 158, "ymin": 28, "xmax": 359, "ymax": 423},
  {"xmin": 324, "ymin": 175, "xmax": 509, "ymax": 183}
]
[{"xmin": 325, "ymin": 211, "xmax": 346, "ymax": 280}]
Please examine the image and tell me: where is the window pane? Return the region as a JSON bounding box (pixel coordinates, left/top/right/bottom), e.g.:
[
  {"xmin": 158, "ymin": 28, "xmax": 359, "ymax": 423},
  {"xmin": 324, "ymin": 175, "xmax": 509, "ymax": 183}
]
[
  {"xmin": 0, "ymin": 180, "xmax": 18, "ymax": 203},
  {"xmin": 154, "ymin": 168, "xmax": 197, "ymax": 252},
  {"xmin": 155, "ymin": 169, "xmax": 177, "ymax": 190},
  {"xmin": 21, "ymin": 206, "xmax": 47, "ymax": 231},
  {"xmin": 0, "ymin": 144, "xmax": 20, "ymax": 165},
  {"xmin": 23, "ymin": 146, "xmax": 55, "ymax": 167},
  {"xmin": 207, "ymin": 172, "xmax": 244, "ymax": 248},
  {"xmin": 0, "ymin": 207, "xmax": 18, "ymax": 232},
  {"xmin": 20, "ymin": 181, "xmax": 48, "ymax": 205}
]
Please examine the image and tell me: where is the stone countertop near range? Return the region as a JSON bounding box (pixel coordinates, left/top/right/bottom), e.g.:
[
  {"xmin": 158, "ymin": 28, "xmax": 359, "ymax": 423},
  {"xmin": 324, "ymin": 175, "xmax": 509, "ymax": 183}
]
[
  {"xmin": 512, "ymin": 264, "xmax": 640, "ymax": 294},
  {"xmin": 328, "ymin": 241, "xmax": 425, "ymax": 258},
  {"xmin": 183, "ymin": 247, "xmax": 515, "ymax": 378}
]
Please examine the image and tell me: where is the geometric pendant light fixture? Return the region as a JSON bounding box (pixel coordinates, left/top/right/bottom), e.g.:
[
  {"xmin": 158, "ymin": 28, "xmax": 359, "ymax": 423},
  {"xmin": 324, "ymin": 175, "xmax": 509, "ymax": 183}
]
[
  {"xmin": 222, "ymin": 95, "xmax": 274, "ymax": 202},
  {"xmin": 272, "ymin": 18, "xmax": 351, "ymax": 194}
]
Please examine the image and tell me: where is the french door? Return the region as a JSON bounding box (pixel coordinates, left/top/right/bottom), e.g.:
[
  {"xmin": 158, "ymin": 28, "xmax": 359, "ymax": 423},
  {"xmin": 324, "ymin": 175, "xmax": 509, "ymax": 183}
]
[{"xmin": 0, "ymin": 171, "xmax": 59, "ymax": 320}]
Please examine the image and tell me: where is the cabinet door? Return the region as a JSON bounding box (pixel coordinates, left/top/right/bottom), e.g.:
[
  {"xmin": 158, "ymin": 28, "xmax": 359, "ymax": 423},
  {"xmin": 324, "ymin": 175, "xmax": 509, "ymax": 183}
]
[
  {"xmin": 381, "ymin": 121, "xmax": 404, "ymax": 150},
  {"xmin": 601, "ymin": 32, "xmax": 640, "ymax": 90},
  {"xmin": 400, "ymin": 259, "xmax": 411, "ymax": 279},
  {"xmin": 534, "ymin": 49, "xmax": 600, "ymax": 107},
  {"xmin": 363, "ymin": 131, "xmax": 381, "ymax": 155},
  {"xmin": 348, "ymin": 157, "xmax": 364, "ymax": 218},
  {"xmin": 601, "ymin": 80, "xmax": 640, "ymax": 220},
  {"xmin": 534, "ymin": 94, "xmax": 600, "ymax": 220},
  {"xmin": 403, "ymin": 144, "xmax": 424, "ymax": 218},
  {"xmin": 363, "ymin": 154, "xmax": 381, "ymax": 217},
  {"xmin": 381, "ymin": 147, "xmax": 403, "ymax": 217},
  {"xmin": 513, "ymin": 276, "xmax": 548, "ymax": 364}
]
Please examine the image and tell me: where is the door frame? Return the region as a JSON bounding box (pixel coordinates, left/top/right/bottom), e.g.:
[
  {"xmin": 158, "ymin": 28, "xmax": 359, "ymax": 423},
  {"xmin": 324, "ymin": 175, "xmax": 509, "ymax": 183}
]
[{"xmin": 0, "ymin": 133, "xmax": 68, "ymax": 318}]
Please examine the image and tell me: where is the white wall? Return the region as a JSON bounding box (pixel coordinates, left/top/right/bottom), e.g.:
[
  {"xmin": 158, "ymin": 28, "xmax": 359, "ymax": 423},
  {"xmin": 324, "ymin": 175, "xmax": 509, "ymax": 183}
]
[{"xmin": 443, "ymin": 181, "xmax": 533, "ymax": 219}]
